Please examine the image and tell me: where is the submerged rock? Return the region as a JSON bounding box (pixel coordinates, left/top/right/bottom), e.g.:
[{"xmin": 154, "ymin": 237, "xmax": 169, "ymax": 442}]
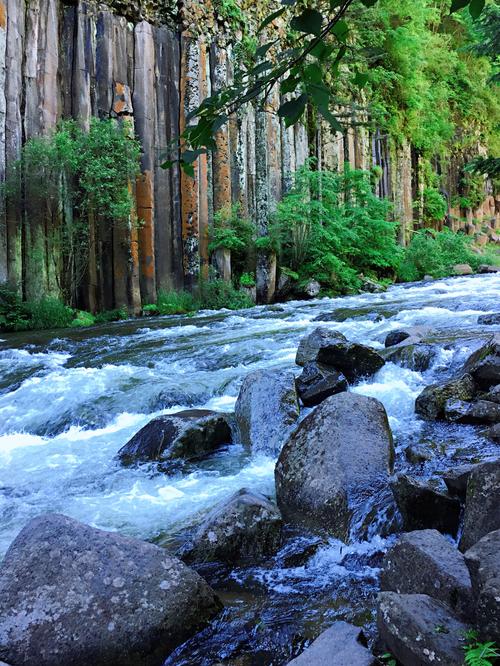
[
  {"xmin": 235, "ymin": 369, "xmax": 299, "ymax": 456},
  {"xmin": 415, "ymin": 374, "xmax": 476, "ymax": 420},
  {"xmin": 459, "ymin": 460, "xmax": 500, "ymax": 551},
  {"xmin": 380, "ymin": 530, "xmax": 473, "ymax": 621},
  {"xmin": 295, "ymin": 361, "xmax": 348, "ymax": 407},
  {"xmin": 377, "ymin": 592, "xmax": 467, "ymax": 666},
  {"xmin": 286, "ymin": 621, "xmax": 375, "ymax": 666},
  {"xmin": 478, "ymin": 313, "xmax": 500, "ymax": 325},
  {"xmin": 391, "ymin": 474, "xmax": 461, "ymax": 537},
  {"xmin": 386, "ymin": 342, "xmax": 438, "ymax": 372},
  {"xmin": 465, "ymin": 529, "xmax": 500, "ymax": 643},
  {"xmin": 462, "ymin": 334, "xmax": 500, "ymax": 390},
  {"xmin": 275, "ymin": 392, "xmax": 394, "ymax": 541},
  {"xmin": 443, "ymin": 398, "xmax": 500, "ymax": 424},
  {"xmin": 181, "ymin": 489, "xmax": 282, "ymax": 564},
  {"xmin": 384, "ymin": 329, "xmax": 412, "ymax": 347},
  {"xmin": 0, "ymin": 514, "xmax": 222, "ymax": 666},
  {"xmin": 117, "ymin": 409, "xmax": 232, "ymax": 465}
]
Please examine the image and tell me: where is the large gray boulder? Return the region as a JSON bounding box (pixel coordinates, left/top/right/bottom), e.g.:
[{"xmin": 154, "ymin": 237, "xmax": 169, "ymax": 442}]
[
  {"xmin": 488, "ymin": 422, "xmax": 500, "ymax": 442},
  {"xmin": 462, "ymin": 334, "xmax": 500, "ymax": 390},
  {"xmin": 117, "ymin": 409, "xmax": 232, "ymax": 465},
  {"xmin": 295, "ymin": 361, "xmax": 348, "ymax": 407},
  {"xmin": 295, "ymin": 327, "xmax": 385, "ymax": 381},
  {"xmin": 442, "ymin": 464, "xmax": 476, "ymax": 500},
  {"xmin": 286, "ymin": 621, "xmax": 375, "ymax": 666},
  {"xmin": 181, "ymin": 488, "xmax": 282, "ymax": 564},
  {"xmin": 377, "ymin": 592, "xmax": 468, "ymax": 666},
  {"xmin": 235, "ymin": 369, "xmax": 299, "ymax": 456},
  {"xmin": 390, "ymin": 474, "xmax": 461, "ymax": 536},
  {"xmin": 464, "ymin": 530, "xmax": 500, "ymax": 643},
  {"xmin": 415, "ymin": 374, "xmax": 476, "ymax": 420},
  {"xmin": 444, "ymin": 398, "xmax": 500, "ymax": 424},
  {"xmin": 385, "ymin": 343, "xmax": 438, "ymax": 372},
  {"xmin": 460, "ymin": 460, "xmax": 500, "ymax": 551},
  {"xmin": 275, "ymin": 392, "xmax": 394, "ymax": 542},
  {"xmin": 0, "ymin": 514, "xmax": 221, "ymax": 666},
  {"xmin": 380, "ymin": 530, "xmax": 473, "ymax": 621}
]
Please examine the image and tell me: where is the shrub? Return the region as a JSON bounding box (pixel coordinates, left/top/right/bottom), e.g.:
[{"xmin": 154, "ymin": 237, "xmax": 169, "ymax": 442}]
[
  {"xmin": 422, "ymin": 188, "xmax": 447, "ymax": 223},
  {"xmin": 71, "ymin": 310, "xmax": 96, "ymax": 327},
  {"xmin": 463, "ymin": 630, "xmax": 499, "ymax": 666},
  {"xmin": 199, "ymin": 278, "xmax": 253, "ymax": 310},
  {"xmin": 94, "ymin": 307, "xmax": 129, "ymax": 324},
  {"xmin": 156, "ymin": 290, "xmax": 198, "ymax": 315},
  {"xmin": 239, "ymin": 272, "xmax": 256, "ymax": 288},
  {"xmin": 0, "ymin": 284, "xmax": 31, "ymax": 331},
  {"xmin": 209, "ymin": 203, "xmax": 255, "ymax": 279},
  {"xmin": 26, "ymin": 298, "xmax": 74, "ymax": 330}
]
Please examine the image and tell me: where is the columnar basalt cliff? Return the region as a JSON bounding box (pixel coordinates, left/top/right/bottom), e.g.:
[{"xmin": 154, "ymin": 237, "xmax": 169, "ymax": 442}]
[{"xmin": 0, "ymin": 0, "xmax": 498, "ymax": 311}]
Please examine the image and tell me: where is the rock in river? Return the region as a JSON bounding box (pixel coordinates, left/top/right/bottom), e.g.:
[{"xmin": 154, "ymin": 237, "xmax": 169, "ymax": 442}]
[
  {"xmin": 0, "ymin": 514, "xmax": 222, "ymax": 666},
  {"xmin": 275, "ymin": 392, "xmax": 394, "ymax": 541},
  {"xmin": 295, "ymin": 361, "xmax": 348, "ymax": 407},
  {"xmin": 117, "ymin": 409, "xmax": 232, "ymax": 465},
  {"xmin": 462, "ymin": 333, "xmax": 500, "ymax": 390},
  {"xmin": 181, "ymin": 488, "xmax": 282, "ymax": 564},
  {"xmin": 415, "ymin": 374, "xmax": 476, "ymax": 420},
  {"xmin": 235, "ymin": 369, "xmax": 299, "ymax": 455},
  {"xmin": 459, "ymin": 459, "xmax": 500, "ymax": 552},
  {"xmin": 443, "ymin": 398, "xmax": 500, "ymax": 424},
  {"xmin": 478, "ymin": 313, "xmax": 500, "ymax": 325},
  {"xmin": 286, "ymin": 621, "xmax": 375, "ymax": 666}
]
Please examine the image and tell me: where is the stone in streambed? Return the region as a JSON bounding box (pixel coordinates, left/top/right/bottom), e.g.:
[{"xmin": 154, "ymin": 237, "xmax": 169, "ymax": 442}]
[
  {"xmin": 442, "ymin": 464, "xmax": 476, "ymax": 500},
  {"xmin": 286, "ymin": 621, "xmax": 376, "ymax": 666},
  {"xmin": 235, "ymin": 369, "xmax": 299, "ymax": 456},
  {"xmin": 462, "ymin": 333, "xmax": 500, "ymax": 390},
  {"xmin": 478, "ymin": 313, "xmax": 500, "ymax": 325},
  {"xmin": 384, "ymin": 326, "xmax": 429, "ymax": 348},
  {"xmin": 443, "ymin": 398, "xmax": 500, "ymax": 424},
  {"xmin": 275, "ymin": 392, "xmax": 394, "ymax": 542},
  {"xmin": 459, "ymin": 460, "xmax": 500, "ymax": 552},
  {"xmin": 377, "ymin": 592, "xmax": 468, "ymax": 666},
  {"xmin": 0, "ymin": 514, "xmax": 221, "ymax": 666},
  {"xmin": 117, "ymin": 409, "xmax": 232, "ymax": 465},
  {"xmin": 380, "ymin": 529, "xmax": 473, "ymax": 621},
  {"xmin": 385, "ymin": 342, "xmax": 438, "ymax": 372},
  {"xmin": 295, "ymin": 361, "xmax": 348, "ymax": 407},
  {"xmin": 295, "ymin": 327, "xmax": 347, "ymax": 366},
  {"xmin": 180, "ymin": 488, "xmax": 282, "ymax": 564},
  {"xmin": 487, "ymin": 422, "xmax": 500, "ymax": 442},
  {"xmin": 415, "ymin": 374, "xmax": 476, "ymax": 420}
]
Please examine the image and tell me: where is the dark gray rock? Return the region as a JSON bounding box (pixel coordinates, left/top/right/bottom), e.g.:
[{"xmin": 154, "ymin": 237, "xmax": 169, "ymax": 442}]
[
  {"xmin": 484, "ymin": 384, "xmax": 500, "ymax": 404},
  {"xmin": 235, "ymin": 369, "xmax": 299, "ymax": 456},
  {"xmin": 444, "ymin": 398, "xmax": 500, "ymax": 424},
  {"xmin": 377, "ymin": 592, "xmax": 468, "ymax": 666},
  {"xmin": 117, "ymin": 410, "xmax": 232, "ymax": 465},
  {"xmin": 380, "ymin": 530, "xmax": 473, "ymax": 621},
  {"xmin": 386, "ymin": 343, "xmax": 438, "ymax": 372},
  {"xmin": 478, "ymin": 313, "xmax": 500, "ymax": 325},
  {"xmin": 391, "ymin": 474, "xmax": 461, "ymax": 537},
  {"xmin": 478, "ymin": 265, "xmax": 500, "ymax": 274},
  {"xmin": 302, "ymin": 279, "xmax": 321, "ymax": 298},
  {"xmin": 460, "ymin": 460, "xmax": 500, "ymax": 551},
  {"xmin": 275, "ymin": 392, "xmax": 394, "ymax": 542},
  {"xmin": 296, "ymin": 327, "xmax": 385, "ymax": 381},
  {"xmin": 462, "ymin": 334, "xmax": 500, "ymax": 390},
  {"xmin": 442, "ymin": 464, "xmax": 476, "ymax": 500},
  {"xmin": 0, "ymin": 514, "xmax": 222, "ymax": 666},
  {"xmin": 295, "ymin": 362, "xmax": 348, "ymax": 407},
  {"xmin": 405, "ymin": 444, "xmax": 433, "ymax": 464},
  {"xmin": 384, "ymin": 330, "xmax": 412, "ymax": 347},
  {"xmin": 487, "ymin": 423, "xmax": 500, "ymax": 442},
  {"xmin": 286, "ymin": 621, "xmax": 376, "ymax": 666},
  {"xmin": 415, "ymin": 374, "xmax": 476, "ymax": 420},
  {"xmin": 181, "ymin": 489, "xmax": 282, "ymax": 564},
  {"xmin": 360, "ymin": 277, "xmax": 386, "ymax": 294},
  {"xmin": 464, "ymin": 529, "xmax": 500, "ymax": 595},
  {"xmin": 384, "ymin": 326, "xmax": 429, "ymax": 349},
  {"xmin": 475, "ymin": 578, "xmax": 500, "ymax": 644}
]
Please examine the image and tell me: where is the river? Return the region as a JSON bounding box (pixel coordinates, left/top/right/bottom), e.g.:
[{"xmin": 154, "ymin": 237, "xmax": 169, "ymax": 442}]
[{"xmin": 1, "ymin": 273, "xmax": 499, "ymax": 664}]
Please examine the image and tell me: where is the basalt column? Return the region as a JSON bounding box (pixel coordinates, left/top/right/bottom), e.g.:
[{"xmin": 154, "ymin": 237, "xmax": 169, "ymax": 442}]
[
  {"xmin": 0, "ymin": 0, "xmax": 7, "ymax": 283},
  {"xmin": 392, "ymin": 138, "xmax": 413, "ymax": 245}
]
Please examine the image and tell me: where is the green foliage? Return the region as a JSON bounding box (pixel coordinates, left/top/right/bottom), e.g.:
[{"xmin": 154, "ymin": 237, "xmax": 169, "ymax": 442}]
[
  {"xmin": 71, "ymin": 310, "xmax": 96, "ymax": 328},
  {"xmin": 463, "ymin": 630, "xmax": 499, "ymax": 666},
  {"xmin": 156, "ymin": 290, "xmax": 198, "ymax": 315},
  {"xmin": 0, "ymin": 284, "xmax": 31, "ymax": 332},
  {"xmin": 198, "ymin": 278, "xmax": 253, "ymax": 310},
  {"xmin": 422, "ymin": 188, "xmax": 448, "ymax": 223},
  {"xmin": 26, "ymin": 298, "xmax": 74, "ymax": 330},
  {"xmin": 397, "ymin": 229, "xmax": 480, "ymax": 281},
  {"xmin": 239, "ymin": 272, "xmax": 256, "ymax": 288},
  {"xmin": 209, "ymin": 204, "xmax": 254, "ymax": 253},
  {"xmin": 273, "ymin": 164, "xmax": 401, "ymax": 293},
  {"xmin": 94, "ymin": 308, "xmax": 129, "ymax": 324}
]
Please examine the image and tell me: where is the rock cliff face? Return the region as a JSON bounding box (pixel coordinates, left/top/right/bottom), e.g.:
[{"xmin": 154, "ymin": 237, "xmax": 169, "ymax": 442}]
[{"xmin": 0, "ymin": 0, "xmax": 498, "ymax": 309}]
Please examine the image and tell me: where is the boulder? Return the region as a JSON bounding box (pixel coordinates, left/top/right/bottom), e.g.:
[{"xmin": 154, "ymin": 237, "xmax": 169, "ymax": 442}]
[
  {"xmin": 295, "ymin": 362, "xmax": 348, "ymax": 407},
  {"xmin": 459, "ymin": 460, "xmax": 500, "ymax": 551},
  {"xmin": 275, "ymin": 392, "xmax": 394, "ymax": 542},
  {"xmin": 384, "ymin": 326, "xmax": 428, "ymax": 348},
  {"xmin": 117, "ymin": 410, "xmax": 232, "ymax": 465},
  {"xmin": 478, "ymin": 265, "xmax": 500, "ymax": 274},
  {"xmin": 295, "ymin": 327, "xmax": 385, "ymax": 381},
  {"xmin": 475, "ymin": 578, "xmax": 500, "ymax": 644},
  {"xmin": 380, "ymin": 530, "xmax": 473, "ymax": 620},
  {"xmin": 235, "ymin": 370, "xmax": 299, "ymax": 456},
  {"xmin": 464, "ymin": 530, "xmax": 500, "ymax": 642},
  {"xmin": 384, "ymin": 330, "xmax": 412, "ymax": 348},
  {"xmin": 360, "ymin": 276, "xmax": 386, "ymax": 294},
  {"xmin": 484, "ymin": 384, "xmax": 500, "ymax": 403},
  {"xmin": 303, "ymin": 279, "xmax": 321, "ymax": 298},
  {"xmin": 478, "ymin": 313, "xmax": 500, "ymax": 325},
  {"xmin": 444, "ymin": 398, "xmax": 500, "ymax": 424},
  {"xmin": 391, "ymin": 474, "xmax": 461, "ymax": 536},
  {"xmin": 405, "ymin": 444, "xmax": 433, "ymax": 464},
  {"xmin": 415, "ymin": 374, "xmax": 476, "ymax": 420},
  {"xmin": 286, "ymin": 621, "xmax": 375, "ymax": 666},
  {"xmin": 180, "ymin": 489, "xmax": 282, "ymax": 564},
  {"xmin": 386, "ymin": 342, "xmax": 438, "ymax": 372},
  {"xmin": 377, "ymin": 592, "xmax": 468, "ymax": 666},
  {"xmin": 0, "ymin": 514, "xmax": 222, "ymax": 666},
  {"xmin": 442, "ymin": 464, "xmax": 476, "ymax": 500},
  {"xmin": 487, "ymin": 423, "xmax": 500, "ymax": 442},
  {"xmin": 462, "ymin": 334, "xmax": 500, "ymax": 390},
  {"xmin": 453, "ymin": 263, "xmax": 473, "ymax": 275}
]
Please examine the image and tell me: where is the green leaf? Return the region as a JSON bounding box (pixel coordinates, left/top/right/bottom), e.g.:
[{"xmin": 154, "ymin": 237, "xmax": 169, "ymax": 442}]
[
  {"xmin": 255, "ymin": 41, "xmax": 277, "ymax": 58},
  {"xmin": 307, "ymin": 82, "xmax": 330, "ymax": 108},
  {"xmin": 309, "ymin": 39, "xmax": 334, "ymax": 61},
  {"xmin": 303, "ymin": 63, "xmax": 323, "ymax": 84},
  {"xmin": 331, "ymin": 19, "xmax": 349, "ymax": 43},
  {"xmin": 360, "ymin": 0, "xmax": 378, "ymax": 5},
  {"xmin": 258, "ymin": 7, "xmax": 286, "ymax": 32},
  {"xmin": 277, "ymin": 93, "xmax": 308, "ymax": 127},
  {"xmin": 353, "ymin": 71, "xmax": 369, "ymax": 88},
  {"xmin": 250, "ymin": 61, "xmax": 273, "ymax": 76},
  {"xmin": 281, "ymin": 75, "xmax": 300, "ymax": 95},
  {"xmin": 450, "ymin": 0, "xmax": 469, "ymax": 12},
  {"xmin": 469, "ymin": 0, "xmax": 485, "ymax": 18},
  {"xmin": 180, "ymin": 162, "xmax": 195, "ymax": 178},
  {"xmin": 290, "ymin": 9, "xmax": 323, "ymax": 36},
  {"xmin": 182, "ymin": 149, "xmax": 206, "ymax": 164},
  {"xmin": 317, "ymin": 105, "xmax": 343, "ymax": 133},
  {"xmin": 281, "ymin": 0, "xmax": 296, "ymax": 5}
]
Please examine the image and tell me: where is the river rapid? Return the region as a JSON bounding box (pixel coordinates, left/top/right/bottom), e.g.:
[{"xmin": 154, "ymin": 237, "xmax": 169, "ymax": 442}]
[{"xmin": 1, "ymin": 274, "xmax": 499, "ymax": 664}]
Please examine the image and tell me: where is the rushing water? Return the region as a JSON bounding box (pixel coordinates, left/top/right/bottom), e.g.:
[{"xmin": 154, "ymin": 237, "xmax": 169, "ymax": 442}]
[{"xmin": 1, "ymin": 274, "xmax": 499, "ymax": 663}]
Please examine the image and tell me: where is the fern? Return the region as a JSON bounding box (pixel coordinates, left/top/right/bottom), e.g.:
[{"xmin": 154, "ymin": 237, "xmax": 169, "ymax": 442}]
[{"xmin": 463, "ymin": 631, "xmax": 499, "ymax": 666}]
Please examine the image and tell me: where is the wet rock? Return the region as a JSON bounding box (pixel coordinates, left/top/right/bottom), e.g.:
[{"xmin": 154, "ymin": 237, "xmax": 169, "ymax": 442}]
[
  {"xmin": 386, "ymin": 342, "xmax": 438, "ymax": 372},
  {"xmin": 444, "ymin": 398, "xmax": 500, "ymax": 424},
  {"xmin": 462, "ymin": 333, "xmax": 500, "ymax": 390},
  {"xmin": 459, "ymin": 460, "xmax": 500, "ymax": 551},
  {"xmin": 280, "ymin": 536, "xmax": 325, "ymax": 568},
  {"xmin": 360, "ymin": 277, "xmax": 385, "ymax": 294},
  {"xmin": 295, "ymin": 362, "xmax": 348, "ymax": 407},
  {"xmin": 391, "ymin": 474, "xmax": 461, "ymax": 536},
  {"xmin": 405, "ymin": 444, "xmax": 433, "ymax": 464},
  {"xmin": 484, "ymin": 384, "xmax": 500, "ymax": 403},
  {"xmin": 380, "ymin": 530, "xmax": 473, "ymax": 621},
  {"xmin": 384, "ymin": 326, "xmax": 429, "ymax": 348},
  {"xmin": 453, "ymin": 263, "xmax": 473, "ymax": 275},
  {"xmin": 286, "ymin": 621, "xmax": 376, "ymax": 666},
  {"xmin": 478, "ymin": 265, "xmax": 500, "ymax": 274},
  {"xmin": 302, "ymin": 280, "xmax": 321, "ymax": 298},
  {"xmin": 487, "ymin": 423, "xmax": 500, "ymax": 442},
  {"xmin": 295, "ymin": 327, "xmax": 347, "ymax": 366},
  {"xmin": 415, "ymin": 374, "xmax": 476, "ymax": 420},
  {"xmin": 384, "ymin": 330, "xmax": 412, "ymax": 347},
  {"xmin": 377, "ymin": 592, "xmax": 467, "ymax": 666},
  {"xmin": 181, "ymin": 489, "xmax": 282, "ymax": 564},
  {"xmin": 478, "ymin": 313, "xmax": 500, "ymax": 325},
  {"xmin": 442, "ymin": 464, "xmax": 476, "ymax": 500},
  {"xmin": 117, "ymin": 410, "xmax": 232, "ymax": 465},
  {"xmin": 0, "ymin": 514, "xmax": 222, "ymax": 666},
  {"xmin": 464, "ymin": 530, "xmax": 500, "ymax": 643},
  {"xmin": 235, "ymin": 369, "xmax": 299, "ymax": 456},
  {"xmin": 275, "ymin": 392, "xmax": 394, "ymax": 542}
]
